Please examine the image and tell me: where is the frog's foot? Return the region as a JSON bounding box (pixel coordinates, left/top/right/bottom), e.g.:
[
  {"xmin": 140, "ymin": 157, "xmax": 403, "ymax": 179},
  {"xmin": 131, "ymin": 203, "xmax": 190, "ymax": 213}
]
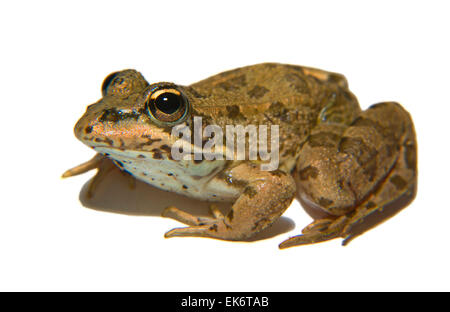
[
  {"xmin": 279, "ymin": 216, "xmax": 348, "ymax": 248},
  {"xmin": 162, "ymin": 163, "xmax": 296, "ymax": 241},
  {"xmin": 280, "ymin": 175, "xmax": 416, "ymax": 249},
  {"xmin": 162, "ymin": 204, "xmax": 230, "ymax": 238}
]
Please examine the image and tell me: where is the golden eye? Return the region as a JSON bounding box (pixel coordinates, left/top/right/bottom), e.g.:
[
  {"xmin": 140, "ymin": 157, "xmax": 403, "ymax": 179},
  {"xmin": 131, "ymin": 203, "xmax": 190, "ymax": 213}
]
[{"xmin": 146, "ymin": 87, "xmax": 189, "ymax": 124}]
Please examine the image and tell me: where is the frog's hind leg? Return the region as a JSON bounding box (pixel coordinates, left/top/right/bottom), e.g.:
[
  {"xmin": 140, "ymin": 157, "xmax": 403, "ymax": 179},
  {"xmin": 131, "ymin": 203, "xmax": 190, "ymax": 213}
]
[
  {"xmin": 341, "ymin": 126, "xmax": 417, "ymax": 245},
  {"xmin": 279, "ymin": 102, "xmax": 417, "ymax": 248}
]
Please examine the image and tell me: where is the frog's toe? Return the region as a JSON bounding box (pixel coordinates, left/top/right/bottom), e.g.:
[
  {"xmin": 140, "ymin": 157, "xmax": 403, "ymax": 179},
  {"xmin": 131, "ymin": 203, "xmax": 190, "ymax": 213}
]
[
  {"xmin": 162, "ymin": 205, "xmax": 246, "ymax": 240},
  {"xmin": 161, "ymin": 206, "xmax": 220, "ymax": 227},
  {"xmin": 164, "ymin": 225, "xmax": 212, "ymax": 238},
  {"xmin": 279, "ymin": 216, "xmax": 348, "ymax": 249}
]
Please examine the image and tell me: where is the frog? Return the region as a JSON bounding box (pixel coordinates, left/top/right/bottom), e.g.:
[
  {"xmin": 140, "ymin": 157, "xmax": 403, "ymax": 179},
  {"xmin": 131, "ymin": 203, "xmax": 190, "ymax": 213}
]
[{"xmin": 63, "ymin": 63, "xmax": 417, "ymax": 248}]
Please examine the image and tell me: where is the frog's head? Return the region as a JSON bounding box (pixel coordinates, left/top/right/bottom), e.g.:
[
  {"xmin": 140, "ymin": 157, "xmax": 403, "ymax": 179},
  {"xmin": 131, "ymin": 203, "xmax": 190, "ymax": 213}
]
[{"xmin": 74, "ymin": 69, "xmax": 195, "ymax": 160}]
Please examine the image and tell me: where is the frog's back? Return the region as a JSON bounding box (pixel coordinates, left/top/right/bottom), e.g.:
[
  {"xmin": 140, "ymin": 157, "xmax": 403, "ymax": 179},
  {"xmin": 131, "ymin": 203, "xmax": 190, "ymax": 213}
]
[{"xmin": 189, "ymin": 63, "xmax": 360, "ymax": 172}]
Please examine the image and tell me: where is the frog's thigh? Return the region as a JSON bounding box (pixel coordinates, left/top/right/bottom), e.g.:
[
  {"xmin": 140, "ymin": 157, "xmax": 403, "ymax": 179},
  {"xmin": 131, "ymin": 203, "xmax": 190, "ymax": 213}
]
[
  {"xmin": 163, "ymin": 164, "xmax": 296, "ymax": 241},
  {"xmin": 280, "ymin": 102, "xmax": 417, "ymax": 248}
]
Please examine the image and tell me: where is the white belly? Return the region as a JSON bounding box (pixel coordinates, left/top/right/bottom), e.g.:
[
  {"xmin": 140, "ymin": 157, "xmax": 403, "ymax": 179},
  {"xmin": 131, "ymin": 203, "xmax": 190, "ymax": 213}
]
[{"xmin": 94, "ymin": 147, "xmax": 240, "ymax": 202}]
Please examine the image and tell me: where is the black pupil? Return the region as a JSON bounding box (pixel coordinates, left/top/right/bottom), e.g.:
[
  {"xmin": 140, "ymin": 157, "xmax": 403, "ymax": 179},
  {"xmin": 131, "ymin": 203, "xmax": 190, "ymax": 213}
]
[{"xmin": 155, "ymin": 92, "xmax": 181, "ymax": 114}]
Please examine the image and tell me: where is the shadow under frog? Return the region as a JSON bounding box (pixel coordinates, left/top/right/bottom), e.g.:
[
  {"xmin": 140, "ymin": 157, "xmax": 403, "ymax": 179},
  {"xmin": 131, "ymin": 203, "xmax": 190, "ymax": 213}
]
[{"xmin": 79, "ymin": 165, "xmax": 296, "ymax": 242}]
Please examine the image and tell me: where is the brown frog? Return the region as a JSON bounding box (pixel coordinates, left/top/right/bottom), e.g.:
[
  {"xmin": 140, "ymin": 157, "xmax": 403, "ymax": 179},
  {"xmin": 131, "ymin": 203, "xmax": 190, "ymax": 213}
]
[{"xmin": 63, "ymin": 63, "xmax": 417, "ymax": 248}]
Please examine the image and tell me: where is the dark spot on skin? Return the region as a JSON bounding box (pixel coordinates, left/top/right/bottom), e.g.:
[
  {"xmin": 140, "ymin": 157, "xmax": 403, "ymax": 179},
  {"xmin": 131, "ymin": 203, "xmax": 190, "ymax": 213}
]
[
  {"xmin": 160, "ymin": 144, "xmax": 172, "ymax": 153},
  {"xmin": 182, "ymin": 185, "xmax": 188, "ymax": 189},
  {"xmin": 229, "ymin": 74, "xmax": 247, "ymax": 87},
  {"xmin": 366, "ymin": 201, "xmax": 377, "ymax": 209},
  {"xmin": 216, "ymin": 75, "xmax": 247, "ymax": 91},
  {"xmin": 217, "ymin": 82, "xmax": 238, "ymax": 92},
  {"xmin": 227, "ymin": 209, "xmax": 234, "ymax": 222},
  {"xmin": 337, "ymin": 179, "xmax": 346, "ymax": 192},
  {"xmin": 247, "ymin": 85, "xmax": 269, "ymax": 99},
  {"xmin": 209, "ymin": 224, "xmax": 218, "ymax": 232},
  {"xmin": 318, "ymin": 197, "xmax": 334, "ymax": 208},
  {"xmin": 185, "ymin": 86, "xmax": 206, "ymax": 98},
  {"xmin": 136, "ymin": 136, "xmax": 162, "ymax": 149},
  {"xmin": 243, "ymin": 186, "xmax": 258, "ymax": 198},
  {"xmin": 263, "ymin": 113, "xmax": 274, "ymax": 123},
  {"xmin": 141, "ymin": 172, "xmax": 148, "ymax": 176},
  {"xmin": 137, "ymin": 154, "xmax": 146, "ymax": 159},
  {"xmin": 226, "ymin": 105, "xmax": 241, "ymax": 119},
  {"xmin": 94, "ymin": 137, "xmax": 114, "ymax": 146},
  {"xmin": 270, "ymin": 170, "xmax": 285, "ymax": 177},
  {"xmin": 168, "ymin": 173, "xmax": 173, "ymax": 176},
  {"xmin": 308, "ymin": 132, "xmax": 341, "ymax": 148},
  {"xmin": 152, "ymin": 148, "xmax": 163, "ymax": 159},
  {"xmin": 119, "ymin": 139, "xmax": 125, "ymax": 150},
  {"xmin": 201, "ymin": 138, "xmax": 210, "ymax": 148},
  {"xmin": 363, "ymin": 156, "xmax": 378, "ymax": 182},
  {"xmin": 284, "ymin": 73, "xmax": 308, "ymax": 93},
  {"xmin": 298, "ymin": 165, "xmax": 319, "ymax": 180},
  {"xmin": 267, "ymin": 101, "xmax": 288, "ymax": 120},
  {"xmin": 390, "ymin": 174, "xmax": 408, "ymax": 190},
  {"xmin": 99, "ymin": 108, "xmax": 140, "ymax": 123},
  {"xmin": 85, "ymin": 126, "xmax": 93, "ymax": 134}
]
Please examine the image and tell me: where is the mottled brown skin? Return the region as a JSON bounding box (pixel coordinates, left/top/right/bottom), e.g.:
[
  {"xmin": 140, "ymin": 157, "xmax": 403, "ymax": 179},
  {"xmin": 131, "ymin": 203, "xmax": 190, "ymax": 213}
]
[{"xmin": 63, "ymin": 63, "xmax": 417, "ymax": 248}]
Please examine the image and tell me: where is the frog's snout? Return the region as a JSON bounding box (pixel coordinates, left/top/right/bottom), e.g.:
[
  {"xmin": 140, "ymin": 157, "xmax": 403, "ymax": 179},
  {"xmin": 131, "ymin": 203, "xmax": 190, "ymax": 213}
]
[{"xmin": 73, "ymin": 106, "xmax": 103, "ymax": 145}]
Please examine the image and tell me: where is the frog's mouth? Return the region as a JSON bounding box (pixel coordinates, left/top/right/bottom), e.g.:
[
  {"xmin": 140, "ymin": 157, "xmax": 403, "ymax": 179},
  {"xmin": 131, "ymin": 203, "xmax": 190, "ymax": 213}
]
[{"xmin": 90, "ymin": 141, "xmax": 173, "ymax": 164}]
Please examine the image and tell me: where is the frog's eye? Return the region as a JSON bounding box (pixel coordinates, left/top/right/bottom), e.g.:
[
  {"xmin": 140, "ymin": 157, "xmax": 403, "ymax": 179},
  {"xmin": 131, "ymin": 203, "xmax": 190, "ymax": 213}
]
[{"xmin": 145, "ymin": 87, "xmax": 189, "ymax": 124}]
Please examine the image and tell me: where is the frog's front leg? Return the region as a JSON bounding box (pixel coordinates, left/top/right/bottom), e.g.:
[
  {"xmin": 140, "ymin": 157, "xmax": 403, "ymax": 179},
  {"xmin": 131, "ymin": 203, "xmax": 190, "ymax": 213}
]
[
  {"xmin": 62, "ymin": 153, "xmax": 135, "ymax": 198},
  {"xmin": 280, "ymin": 102, "xmax": 417, "ymax": 248},
  {"xmin": 162, "ymin": 164, "xmax": 296, "ymax": 241}
]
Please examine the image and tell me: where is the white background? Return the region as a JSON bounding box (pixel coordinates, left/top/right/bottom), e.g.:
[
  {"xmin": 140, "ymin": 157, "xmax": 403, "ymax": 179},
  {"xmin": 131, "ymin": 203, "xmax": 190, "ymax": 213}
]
[{"xmin": 1, "ymin": 1, "xmax": 448, "ymax": 291}]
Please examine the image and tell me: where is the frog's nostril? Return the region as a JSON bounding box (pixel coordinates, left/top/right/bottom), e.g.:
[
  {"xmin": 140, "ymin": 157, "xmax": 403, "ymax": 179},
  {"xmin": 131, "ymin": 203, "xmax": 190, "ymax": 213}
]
[{"xmin": 84, "ymin": 125, "xmax": 93, "ymax": 134}]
